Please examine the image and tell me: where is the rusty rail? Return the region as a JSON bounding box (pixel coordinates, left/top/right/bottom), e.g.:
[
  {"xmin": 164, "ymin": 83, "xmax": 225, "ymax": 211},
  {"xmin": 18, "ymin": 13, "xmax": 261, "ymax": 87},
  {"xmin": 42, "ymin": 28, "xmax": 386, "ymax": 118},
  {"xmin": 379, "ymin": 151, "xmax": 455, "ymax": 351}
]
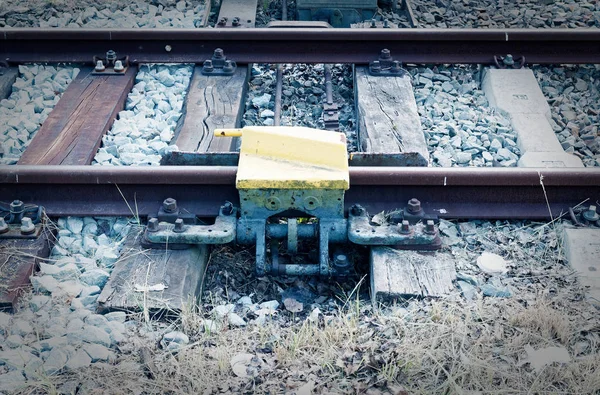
[
  {"xmin": 1, "ymin": 166, "xmax": 598, "ymax": 219},
  {"xmin": 2, "ymin": 28, "xmax": 600, "ymax": 64}
]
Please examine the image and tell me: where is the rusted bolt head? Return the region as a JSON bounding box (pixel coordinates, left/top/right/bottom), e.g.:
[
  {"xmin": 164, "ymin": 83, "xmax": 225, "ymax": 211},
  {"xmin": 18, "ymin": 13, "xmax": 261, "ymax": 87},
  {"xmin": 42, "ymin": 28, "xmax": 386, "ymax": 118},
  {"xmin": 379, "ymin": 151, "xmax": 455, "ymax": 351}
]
[
  {"xmin": 147, "ymin": 218, "xmax": 159, "ymax": 232},
  {"xmin": 583, "ymin": 205, "xmax": 599, "ymax": 222},
  {"xmin": 392, "ymin": 61, "xmax": 401, "ymax": 71},
  {"xmin": 380, "ymin": 49, "xmax": 391, "ymax": 60},
  {"xmin": 232, "ymin": 17, "xmax": 240, "ymax": 26},
  {"xmin": 173, "ymin": 218, "xmax": 185, "ymax": 233},
  {"xmin": 113, "ymin": 60, "xmax": 124, "ymax": 72},
  {"xmin": 20, "ymin": 217, "xmax": 35, "ymax": 235},
  {"xmin": 221, "ymin": 201, "xmax": 234, "ymax": 216},
  {"xmin": 503, "ymin": 54, "xmax": 515, "ymax": 66},
  {"xmin": 425, "ymin": 220, "xmax": 436, "ymax": 234},
  {"xmin": 10, "ymin": 200, "xmax": 23, "ymax": 213},
  {"xmin": 350, "ymin": 204, "xmax": 365, "ymax": 216},
  {"xmin": 203, "ymin": 59, "xmax": 214, "ymax": 72},
  {"xmin": 95, "ymin": 60, "xmax": 105, "ymax": 72},
  {"xmin": 218, "ymin": 17, "xmax": 227, "ymax": 25},
  {"xmin": 407, "ymin": 198, "xmax": 421, "ymax": 214},
  {"xmin": 163, "ymin": 198, "xmax": 178, "ymax": 213},
  {"xmin": 400, "ymin": 220, "xmax": 410, "ymax": 234},
  {"xmin": 213, "ymin": 48, "xmax": 225, "ymax": 59},
  {"xmin": 333, "ymin": 254, "xmax": 349, "ymax": 269},
  {"xmin": 0, "ymin": 217, "xmax": 8, "ymax": 234},
  {"xmin": 106, "ymin": 50, "xmax": 116, "ymax": 62},
  {"xmin": 223, "ymin": 60, "xmax": 234, "ymax": 72},
  {"xmin": 371, "ymin": 61, "xmax": 381, "ymax": 72}
]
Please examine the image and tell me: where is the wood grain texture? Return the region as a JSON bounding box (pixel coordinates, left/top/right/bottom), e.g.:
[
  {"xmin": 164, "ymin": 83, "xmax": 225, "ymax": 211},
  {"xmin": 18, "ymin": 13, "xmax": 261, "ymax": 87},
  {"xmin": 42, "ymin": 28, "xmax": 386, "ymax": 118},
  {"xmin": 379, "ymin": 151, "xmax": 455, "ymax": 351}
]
[
  {"xmin": 355, "ymin": 66, "xmax": 429, "ymax": 163},
  {"xmin": 0, "ymin": 232, "xmax": 53, "ymax": 312},
  {"xmin": 370, "ymin": 247, "xmax": 456, "ymax": 302},
  {"xmin": 174, "ymin": 66, "xmax": 248, "ymax": 152},
  {"xmin": 18, "ymin": 67, "xmax": 136, "ymax": 165},
  {"xmin": 97, "ymin": 226, "xmax": 209, "ymax": 314}
]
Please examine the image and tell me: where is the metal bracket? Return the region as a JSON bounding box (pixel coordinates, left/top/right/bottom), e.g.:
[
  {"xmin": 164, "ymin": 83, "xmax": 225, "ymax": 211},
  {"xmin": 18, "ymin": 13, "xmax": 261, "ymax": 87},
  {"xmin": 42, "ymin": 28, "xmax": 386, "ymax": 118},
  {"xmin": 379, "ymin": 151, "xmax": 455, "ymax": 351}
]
[
  {"xmin": 143, "ymin": 202, "xmax": 236, "ymax": 246},
  {"xmin": 347, "ymin": 204, "xmax": 441, "ymax": 250},
  {"xmin": 201, "ymin": 48, "xmax": 237, "ymax": 76},
  {"xmin": 493, "ymin": 54, "xmax": 525, "ymax": 69},
  {"xmin": 92, "ymin": 50, "xmax": 129, "ymax": 75},
  {"xmin": 0, "ymin": 200, "xmax": 45, "ymax": 239},
  {"xmin": 369, "ymin": 49, "xmax": 406, "ymax": 76}
]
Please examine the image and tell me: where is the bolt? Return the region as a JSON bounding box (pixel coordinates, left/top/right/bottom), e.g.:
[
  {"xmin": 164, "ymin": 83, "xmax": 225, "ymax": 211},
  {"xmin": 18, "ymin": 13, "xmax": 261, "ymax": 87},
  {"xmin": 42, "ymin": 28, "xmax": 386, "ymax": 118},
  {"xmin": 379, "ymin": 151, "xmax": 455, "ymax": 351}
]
[
  {"xmin": 223, "ymin": 60, "xmax": 234, "ymax": 73},
  {"xmin": 173, "ymin": 218, "xmax": 185, "ymax": 233},
  {"xmin": 425, "ymin": 220, "xmax": 436, "ymax": 235},
  {"xmin": 0, "ymin": 217, "xmax": 8, "ymax": 234},
  {"xmin": 218, "ymin": 17, "xmax": 227, "ymax": 26},
  {"xmin": 165, "ymin": 45, "xmax": 172, "ymax": 52},
  {"xmin": 162, "ymin": 198, "xmax": 178, "ymax": 213},
  {"xmin": 106, "ymin": 50, "xmax": 116, "ymax": 63},
  {"xmin": 370, "ymin": 19, "xmax": 377, "ymax": 28},
  {"xmin": 391, "ymin": 60, "xmax": 401, "ymax": 73},
  {"xmin": 221, "ymin": 201, "xmax": 234, "ymax": 216},
  {"xmin": 213, "ymin": 48, "xmax": 225, "ymax": 59},
  {"xmin": 400, "ymin": 220, "xmax": 411, "ymax": 234},
  {"xmin": 350, "ymin": 204, "xmax": 364, "ymax": 216},
  {"xmin": 380, "ymin": 49, "xmax": 391, "ymax": 60},
  {"xmin": 333, "ymin": 254, "xmax": 350, "ymax": 269},
  {"xmin": 10, "ymin": 200, "xmax": 23, "ymax": 214},
  {"xmin": 383, "ymin": 19, "xmax": 390, "ymax": 28},
  {"xmin": 20, "ymin": 217, "xmax": 35, "ymax": 235},
  {"xmin": 147, "ymin": 218, "xmax": 159, "ymax": 232},
  {"xmin": 370, "ymin": 61, "xmax": 381, "ymax": 73},
  {"xmin": 503, "ymin": 54, "xmax": 515, "ymax": 67},
  {"xmin": 232, "ymin": 17, "xmax": 240, "ymax": 26},
  {"xmin": 583, "ymin": 205, "xmax": 599, "ymax": 222},
  {"xmin": 94, "ymin": 60, "xmax": 105, "ymax": 72},
  {"xmin": 407, "ymin": 198, "xmax": 422, "ymax": 214},
  {"xmin": 113, "ymin": 60, "xmax": 125, "ymax": 72},
  {"xmin": 202, "ymin": 59, "xmax": 214, "ymax": 73}
]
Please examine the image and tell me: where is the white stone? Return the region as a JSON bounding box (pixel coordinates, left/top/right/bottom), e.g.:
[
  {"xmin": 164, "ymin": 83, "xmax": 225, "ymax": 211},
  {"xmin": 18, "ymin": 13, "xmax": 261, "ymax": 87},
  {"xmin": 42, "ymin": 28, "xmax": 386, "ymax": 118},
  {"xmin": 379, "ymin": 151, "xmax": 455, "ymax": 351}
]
[
  {"xmin": 31, "ymin": 275, "xmax": 60, "ymax": 293},
  {"xmin": 259, "ymin": 300, "xmax": 279, "ymax": 310},
  {"xmin": 83, "ymin": 343, "xmax": 111, "ymax": 362},
  {"xmin": 228, "ymin": 313, "xmax": 247, "ymax": 327},
  {"xmin": 104, "ymin": 311, "xmax": 127, "ymax": 323},
  {"xmin": 214, "ymin": 304, "xmax": 235, "ymax": 317},
  {"xmin": 65, "ymin": 348, "xmax": 92, "ymax": 370},
  {"xmin": 43, "ymin": 348, "xmax": 69, "ymax": 374},
  {"xmin": 476, "ymin": 252, "xmax": 508, "ymax": 275}
]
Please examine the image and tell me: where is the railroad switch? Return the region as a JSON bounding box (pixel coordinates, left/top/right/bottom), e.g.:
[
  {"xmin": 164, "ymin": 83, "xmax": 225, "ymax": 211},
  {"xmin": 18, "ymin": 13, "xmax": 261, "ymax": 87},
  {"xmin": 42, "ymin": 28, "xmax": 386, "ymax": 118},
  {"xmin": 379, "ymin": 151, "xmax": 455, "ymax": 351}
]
[
  {"xmin": 143, "ymin": 126, "xmax": 441, "ymax": 276},
  {"xmin": 296, "ymin": 0, "xmax": 377, "ymax": 28},
  {"xmin": 0, "ymin": 200, "xmax": 45, "ymax": 239}
]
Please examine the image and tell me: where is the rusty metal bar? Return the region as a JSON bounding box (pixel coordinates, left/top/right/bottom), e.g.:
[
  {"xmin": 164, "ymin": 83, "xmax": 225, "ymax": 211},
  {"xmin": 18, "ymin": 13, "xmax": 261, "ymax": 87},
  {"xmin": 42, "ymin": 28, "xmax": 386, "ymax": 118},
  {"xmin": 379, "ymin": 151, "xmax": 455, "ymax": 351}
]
[
  {"xmin": 2, "ymin": 29, "xmax": 600, "ymax": 64},
  {"xmin": 1, "ymin": 166, "xmax": 598, "ymax": 219}
]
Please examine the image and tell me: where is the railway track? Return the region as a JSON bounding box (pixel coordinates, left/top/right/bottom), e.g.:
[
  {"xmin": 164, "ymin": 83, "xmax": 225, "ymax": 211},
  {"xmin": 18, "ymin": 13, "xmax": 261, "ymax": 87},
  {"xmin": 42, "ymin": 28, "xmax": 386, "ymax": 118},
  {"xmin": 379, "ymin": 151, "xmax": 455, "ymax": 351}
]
[{"xmin": 0, "ymin": 1, "xmax": 599, "ymax": 392}]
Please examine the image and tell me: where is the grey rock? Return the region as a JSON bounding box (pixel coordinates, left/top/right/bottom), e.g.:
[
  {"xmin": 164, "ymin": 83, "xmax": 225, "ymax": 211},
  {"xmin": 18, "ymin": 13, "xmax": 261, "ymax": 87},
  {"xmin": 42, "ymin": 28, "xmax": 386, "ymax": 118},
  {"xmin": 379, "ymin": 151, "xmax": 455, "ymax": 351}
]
[
  {"xmin": 43, "ymin": 348, "xmax": 69, "ymax": 374},
  {"xmin": 83, "ymin": 343, "xmax": 111, "ymax": 362},
  {"xmin": 0, "ymin": 370, "xmax": 27, "ymax": 393},
  {"xmin": 31, "ymin": 275, "xmax": 60, "ymax": 293},
  {"xmin": 457, "ymin": 280, "xmax": 477, "ymax": 300},
  {"xmin": 80, "ymin": 269, "xmax": 110, "ymax": 288},
  {"xmin": 29, "ymin": 294, "xmax": 51, "ymax": 312},
  {"xmin": 162, "ymin": 331, "xmax": 189, "ymax": 345},
  {"xmin": 66, "ymin": 325, "xmax": 111, "ymax": 347},
  {"xmin": 104, "ymin": 311, "xmax": 127, "ymax": 323},
  {"xmin": 10, "ymin": 319, "xmax": 33, "ymax": 337},
  {"xmin": 0, "ymin": 346, "xmax": 37, "ymax": 368},
  {"xmin": 228, "ymin": 313, "xmax": 247, "ymax": 327}
]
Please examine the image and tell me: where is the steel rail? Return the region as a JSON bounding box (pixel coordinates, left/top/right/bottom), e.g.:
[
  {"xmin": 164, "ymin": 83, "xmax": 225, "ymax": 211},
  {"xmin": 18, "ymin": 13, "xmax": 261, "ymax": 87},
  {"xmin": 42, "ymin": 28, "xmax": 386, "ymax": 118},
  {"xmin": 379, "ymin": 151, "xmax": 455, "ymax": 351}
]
[
  {"xmin": 1, "ymin": 166, "xmax": 598, "ymax": 220},
  {"xmin": 2, "ymin": 28, "xmax": 600, "ymax": 64}
]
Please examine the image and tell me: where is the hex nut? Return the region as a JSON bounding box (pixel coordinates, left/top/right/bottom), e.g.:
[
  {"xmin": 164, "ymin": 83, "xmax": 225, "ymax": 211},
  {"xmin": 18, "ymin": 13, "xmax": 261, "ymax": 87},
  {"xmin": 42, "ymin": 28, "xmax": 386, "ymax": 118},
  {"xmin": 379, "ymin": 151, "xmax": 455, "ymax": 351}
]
[
  {"xmin": 163, "ymin": 198, "xmax": 178, "ymax": 213},
  {"xmin": 407, "ymin": 198, "xmax": 421, "ymax": 214},
  {"xmin": 173, "ymin": 218, "xmax": 185, "ymax": 233},
  {"xmin": 147, "ymin": 218, "xmax": 159, "ymax": 232},
  {"xmin": 20, "ymin": 217, "xmax": 35, "ymax": 235}
]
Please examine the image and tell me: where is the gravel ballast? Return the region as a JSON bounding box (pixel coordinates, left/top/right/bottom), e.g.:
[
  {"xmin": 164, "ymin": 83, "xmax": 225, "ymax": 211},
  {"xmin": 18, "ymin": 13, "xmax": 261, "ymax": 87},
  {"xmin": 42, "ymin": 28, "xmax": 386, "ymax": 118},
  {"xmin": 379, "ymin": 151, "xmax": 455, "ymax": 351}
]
[
  {"xmin": 0, "ymin": 0, "xmax": 208, "ymax": 28},
  {"xmin": 0, "ymin": 65, "xmax": 79, "ymax": 165},
  {"xmin": 93, "ymin": 64, "xmax": 193, "ymax": 166}
]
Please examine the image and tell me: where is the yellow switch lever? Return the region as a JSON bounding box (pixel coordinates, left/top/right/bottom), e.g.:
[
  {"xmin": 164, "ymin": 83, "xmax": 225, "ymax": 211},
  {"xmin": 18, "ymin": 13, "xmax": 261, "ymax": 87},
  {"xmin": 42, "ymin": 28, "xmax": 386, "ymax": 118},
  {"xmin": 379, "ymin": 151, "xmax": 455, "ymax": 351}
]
[{"xmin": 214, "ymin": 128, "xmax": 243, "ymax": 137}]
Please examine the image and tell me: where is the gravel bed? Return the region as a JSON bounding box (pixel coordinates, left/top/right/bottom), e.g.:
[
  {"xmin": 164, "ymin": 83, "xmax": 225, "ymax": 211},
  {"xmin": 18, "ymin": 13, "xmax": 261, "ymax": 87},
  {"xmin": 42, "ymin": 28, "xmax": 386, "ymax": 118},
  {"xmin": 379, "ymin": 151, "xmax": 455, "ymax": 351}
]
[
  {"xmin": 410, "ymin": 64, "xmax": 519, "ymax": 167},
  {"xmin": 93, "ymin": 64, "xmax": 193, "ymax": 166},
  {"xmin": 534, "ymin": 64, "xmax": 600, "ymax": 167},
  {"xmin": 0, "ymin": 216, "xmax": 131, "ymax": 391},
  {"xmin": 3, "ymin": 215, "xmax": 597, "ymax": 393},
  {"xmin": 0, "ymin": 64, "xmax": 79, "ymax": 165},
  {"xmin": 242, "ymin": 64, "xmax": 357, "ymax": 150},
  {"xmin": 411, "ymin": 0, "xmax": 600, "ymax": 28},
  {"xmin": 0, "ymin": 0, "xmax": 207, "ymax": 28}
]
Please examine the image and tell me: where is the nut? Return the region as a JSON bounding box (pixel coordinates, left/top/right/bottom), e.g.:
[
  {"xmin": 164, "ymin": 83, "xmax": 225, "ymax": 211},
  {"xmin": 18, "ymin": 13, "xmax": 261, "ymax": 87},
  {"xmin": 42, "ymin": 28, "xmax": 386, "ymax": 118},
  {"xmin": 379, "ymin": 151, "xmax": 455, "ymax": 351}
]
[
  {"xmin": 147, "ymin": 218, "xmax": 159, "ymax": 232},
  {"xmin": 20, "ymin": 217, "xmax": 35, "ymax": 235},
  {"xmin": 162, "ymin": 198, "xmax": 178, "ymax": 213},
  {"xmin": 173, "ymin": 218, "xmax": 185, "ymax": 233},
  {"xmin": 407, "ymin": 198, "xmax": 421, "ymax": 214}
]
